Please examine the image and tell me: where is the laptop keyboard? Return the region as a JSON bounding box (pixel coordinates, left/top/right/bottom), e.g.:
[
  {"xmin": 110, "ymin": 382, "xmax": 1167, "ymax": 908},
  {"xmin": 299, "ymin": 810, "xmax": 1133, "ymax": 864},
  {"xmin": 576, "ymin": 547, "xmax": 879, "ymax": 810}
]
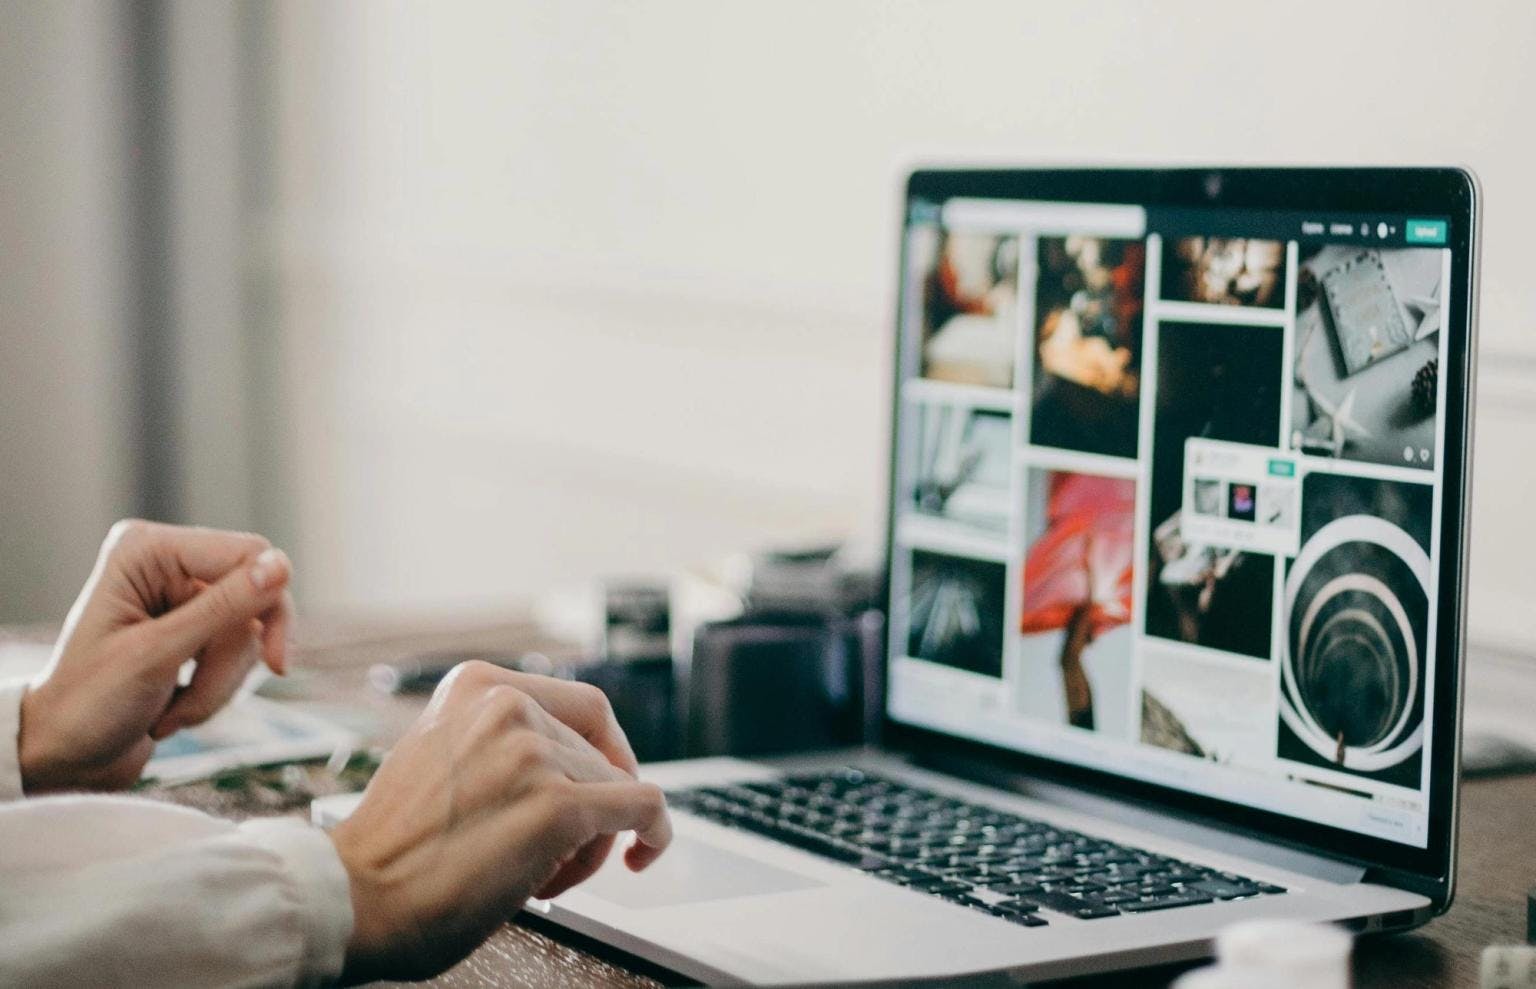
[{"xmin": 666, "ymin": 768, "xmax": 1285, "ymax": 927}]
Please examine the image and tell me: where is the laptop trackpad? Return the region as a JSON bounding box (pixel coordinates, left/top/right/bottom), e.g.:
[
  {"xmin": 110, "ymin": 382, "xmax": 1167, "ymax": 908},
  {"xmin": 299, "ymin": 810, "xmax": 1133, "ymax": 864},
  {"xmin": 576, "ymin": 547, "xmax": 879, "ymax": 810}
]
[{"xmin": 582, "ymin": 836, "xmax": 823, "ymax": 908}]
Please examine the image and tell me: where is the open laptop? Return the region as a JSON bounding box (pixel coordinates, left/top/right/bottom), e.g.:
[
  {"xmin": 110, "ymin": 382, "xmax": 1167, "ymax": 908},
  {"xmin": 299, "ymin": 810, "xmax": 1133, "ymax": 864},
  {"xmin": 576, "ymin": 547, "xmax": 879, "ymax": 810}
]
[{"xmin": 325, "ymin": 167, "xmax": 1481, "ymax": 984}]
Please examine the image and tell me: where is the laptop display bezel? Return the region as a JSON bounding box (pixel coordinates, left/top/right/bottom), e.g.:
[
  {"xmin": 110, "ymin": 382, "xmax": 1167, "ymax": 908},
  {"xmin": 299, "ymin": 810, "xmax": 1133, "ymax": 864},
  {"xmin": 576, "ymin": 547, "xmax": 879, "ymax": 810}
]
[{"xmin": 879, "ymin": 166, "xmax": 1477, "ymax": 907}]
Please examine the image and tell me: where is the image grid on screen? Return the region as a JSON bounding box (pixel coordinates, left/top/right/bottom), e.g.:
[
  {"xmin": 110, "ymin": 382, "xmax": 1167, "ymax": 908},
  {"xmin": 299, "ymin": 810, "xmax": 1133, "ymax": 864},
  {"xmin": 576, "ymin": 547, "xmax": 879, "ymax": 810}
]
[{"xmin": 887, "ymin": 195, "xmax": 1452, "ymax": 849}]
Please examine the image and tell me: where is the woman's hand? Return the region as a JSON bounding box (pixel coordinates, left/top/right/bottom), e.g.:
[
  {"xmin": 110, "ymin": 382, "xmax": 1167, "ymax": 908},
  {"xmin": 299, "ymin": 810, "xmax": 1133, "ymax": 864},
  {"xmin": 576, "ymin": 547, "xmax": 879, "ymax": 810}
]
[
  {"xmin": 17, "ymin": 520, "xmax": 294, "ymax": 793},
  {"xmin": 331, "ymin": 661, "xmax": 672, "ymax": 983}
]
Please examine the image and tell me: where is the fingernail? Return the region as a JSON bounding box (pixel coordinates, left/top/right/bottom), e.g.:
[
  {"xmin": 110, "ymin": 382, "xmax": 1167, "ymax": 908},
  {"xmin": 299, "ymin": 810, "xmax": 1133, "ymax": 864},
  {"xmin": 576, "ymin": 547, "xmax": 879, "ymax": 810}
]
[{"xmin": 249, "ymin": 548, "xmax": 288, "ymax": 590}]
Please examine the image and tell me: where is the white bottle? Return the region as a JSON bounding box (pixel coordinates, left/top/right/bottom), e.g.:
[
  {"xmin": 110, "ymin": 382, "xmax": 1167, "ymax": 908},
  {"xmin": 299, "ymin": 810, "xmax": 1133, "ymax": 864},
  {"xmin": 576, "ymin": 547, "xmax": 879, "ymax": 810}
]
[{"xmin": 1214, "ymin": 919, "xmax": 1353, "ymax": 989}]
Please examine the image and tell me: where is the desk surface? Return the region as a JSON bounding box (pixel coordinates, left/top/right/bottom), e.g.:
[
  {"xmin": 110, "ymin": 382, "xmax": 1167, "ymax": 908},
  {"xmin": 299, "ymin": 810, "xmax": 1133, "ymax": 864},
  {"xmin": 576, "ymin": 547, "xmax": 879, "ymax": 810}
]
[{"xmin": 107, "ymin": 616, "xmax": 1533, "ymax": 988}]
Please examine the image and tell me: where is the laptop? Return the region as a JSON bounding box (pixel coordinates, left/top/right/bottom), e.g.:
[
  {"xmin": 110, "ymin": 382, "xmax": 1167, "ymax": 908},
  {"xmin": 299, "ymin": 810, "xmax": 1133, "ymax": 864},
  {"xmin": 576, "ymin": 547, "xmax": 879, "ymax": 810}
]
[{"xmin": 325, "ymin": 167, "xmax": 1481, "ymax": 985}]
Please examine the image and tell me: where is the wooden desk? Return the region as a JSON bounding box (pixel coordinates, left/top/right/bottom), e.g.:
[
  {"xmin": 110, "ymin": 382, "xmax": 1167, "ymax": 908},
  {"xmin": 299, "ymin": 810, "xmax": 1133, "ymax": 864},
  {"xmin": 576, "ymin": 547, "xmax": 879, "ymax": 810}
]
[{"xmin": 80, "ymin": 617, "xmax": 1534, "ymax": 987}]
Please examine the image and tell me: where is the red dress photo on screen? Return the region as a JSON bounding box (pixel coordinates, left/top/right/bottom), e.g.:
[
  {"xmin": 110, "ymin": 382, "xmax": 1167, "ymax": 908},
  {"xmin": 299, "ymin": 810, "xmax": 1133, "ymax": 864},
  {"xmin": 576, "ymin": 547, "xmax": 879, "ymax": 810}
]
[{"xmin": 1020, "ymin": 472, "xmax": 1137, "ymax": 638}]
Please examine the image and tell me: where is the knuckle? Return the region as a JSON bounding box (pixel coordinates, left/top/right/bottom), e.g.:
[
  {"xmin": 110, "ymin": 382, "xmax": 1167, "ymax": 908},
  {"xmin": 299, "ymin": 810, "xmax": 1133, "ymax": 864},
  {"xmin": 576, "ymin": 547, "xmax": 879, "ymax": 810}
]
[
  {"xmin": 484, "ymin": 684, "xmax": 531, "ymax": 723},
  {"xmin": 433, "ymin": 662, "xmax": 474, "ymax": 699},
  {"xmin": 505, "ymin": 729, "xmax": 550, "ymax": 771},
  {"xmin": 637, "ymin": 781, "xmax": 666, "ymax": 811},
  {"xmin": 573, "ymin": 682, "xmax": 613, "ymax": 719},
  {"xmin": 437, "ymin": 661, "xmax": 495, "ymax": 703},
  {"xmin": 458, "ymin": 659, "xmax": 502, "ymax": 689},
  {"xmin": 198, "ymin": 580, "xmax": 239, "ymax": 618},
  {"xmin": 464, "ymin": 658, "xmax": 501, "ymax": 682},
  {"xmin": 105, "ymin": 518, "xmax": 150, "ymax": 553},
  {"xmin": 234, "ymin": 530, "xmax": 272, "ymax": 553}
]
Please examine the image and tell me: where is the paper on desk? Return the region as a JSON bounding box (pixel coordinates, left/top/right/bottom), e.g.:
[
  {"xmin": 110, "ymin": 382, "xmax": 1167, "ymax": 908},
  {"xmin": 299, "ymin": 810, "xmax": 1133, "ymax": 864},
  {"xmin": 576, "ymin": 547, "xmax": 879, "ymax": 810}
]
[
  {"xmin": 146, "ymin": 694, "xmax": 357, "ymax": 785},
  {"xmin": 1, "ymin": 637, "xmax": 351, "ymax": 785}
]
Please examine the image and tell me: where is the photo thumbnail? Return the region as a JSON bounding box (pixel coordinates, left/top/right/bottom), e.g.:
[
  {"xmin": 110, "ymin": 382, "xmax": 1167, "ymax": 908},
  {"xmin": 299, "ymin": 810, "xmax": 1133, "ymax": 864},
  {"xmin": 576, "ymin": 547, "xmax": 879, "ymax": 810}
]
[
  {"xmin": 1016, "ymin": 469, "xmax": 1136, "ymax": 738},
  {"xmin": 1291, "ymin": 246, "xmax": 1445, "ymax": 469},
  {"xmin": 907, "ymin": 550, "xmax": 1006, "ymax": 678},
  {"xmin": 1162, "ymin": 237, "xmax": 1286, "ymax": 308},
  {"xmin": 917, "ymin": 231, "xmax": 1020, "ymax": 389},
  {"xmin": 1029, "ymin": 236, "xmax": 1145, "ymax": 459},
  {"xmin": 1226, "ymin": 482, "xmax": 1257, "ymax": 523},
  {"xmin": 910, "ymin": 402, "xmax": 1011, "ymax": 535},
  {"xmin": 1140, "ymin": 643, "xmax": 1274, "ymax": 766},
  {"xmin": 1278, "ymin": 473, "xmax": 1431, "ymax": 788},
  {"xmin": 1192, "ymin": 478, "xmax": 1223, "ymax": 517},
  {"xmin": 1144, "ymin": 322, "xmax": 1283, "ymax": 660}
]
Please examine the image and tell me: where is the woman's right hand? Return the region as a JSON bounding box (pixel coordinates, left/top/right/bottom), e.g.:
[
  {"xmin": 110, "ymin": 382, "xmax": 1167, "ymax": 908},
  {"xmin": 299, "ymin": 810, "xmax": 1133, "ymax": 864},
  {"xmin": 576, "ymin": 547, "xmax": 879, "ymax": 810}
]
[{"xmin": 330, "ymin": 661, "xmax": 672, "ymax": 983}]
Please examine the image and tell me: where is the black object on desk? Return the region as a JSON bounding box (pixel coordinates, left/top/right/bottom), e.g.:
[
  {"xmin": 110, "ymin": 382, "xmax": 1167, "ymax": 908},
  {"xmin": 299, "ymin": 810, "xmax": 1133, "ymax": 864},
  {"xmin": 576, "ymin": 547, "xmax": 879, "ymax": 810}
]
[
  {"xmin": 685, "ymin": 610, "xmax": 883, "ymax": 758},
  {"xmin": 683, "ymin": 543, "xmax": 885, "ymax": 758},
  {"xmin": 576, "ymin": 657, "xmax": 678, "ymax": 763}
]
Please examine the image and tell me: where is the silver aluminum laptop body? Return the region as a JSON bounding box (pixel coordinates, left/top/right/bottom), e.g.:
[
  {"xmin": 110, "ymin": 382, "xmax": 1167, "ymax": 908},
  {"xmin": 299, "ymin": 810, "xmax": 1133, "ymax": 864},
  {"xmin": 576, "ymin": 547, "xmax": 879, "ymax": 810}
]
[{"xmin": 545, "ymin": 752, "xmax": 1431, "ymax": 985}]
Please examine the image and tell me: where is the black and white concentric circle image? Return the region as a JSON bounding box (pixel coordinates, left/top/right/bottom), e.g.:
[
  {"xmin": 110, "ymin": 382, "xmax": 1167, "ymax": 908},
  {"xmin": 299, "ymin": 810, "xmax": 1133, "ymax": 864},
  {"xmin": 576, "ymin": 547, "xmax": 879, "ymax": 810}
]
[{"xmin": 1278, "ymin": 475, "xmax": 1432, "ymax": 788}]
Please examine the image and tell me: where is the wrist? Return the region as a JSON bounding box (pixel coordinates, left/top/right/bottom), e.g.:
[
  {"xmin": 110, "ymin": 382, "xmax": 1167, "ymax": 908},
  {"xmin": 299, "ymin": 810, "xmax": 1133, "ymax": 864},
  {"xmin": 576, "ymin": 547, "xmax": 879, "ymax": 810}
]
[
  {"xmin": 16, "ymin": 683, "xmax": 70, "ymax": 794},
  {"xmin": 332, "ymin": 820, "xmax": 392, "ymax": 985}
]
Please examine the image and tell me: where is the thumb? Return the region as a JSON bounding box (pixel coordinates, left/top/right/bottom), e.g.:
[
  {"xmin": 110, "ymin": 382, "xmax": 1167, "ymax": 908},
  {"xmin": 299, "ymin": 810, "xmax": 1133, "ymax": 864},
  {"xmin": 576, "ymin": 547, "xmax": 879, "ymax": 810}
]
[{"xmin": 146, "ymin": 548, "xmax": 291, "ymax": 670}]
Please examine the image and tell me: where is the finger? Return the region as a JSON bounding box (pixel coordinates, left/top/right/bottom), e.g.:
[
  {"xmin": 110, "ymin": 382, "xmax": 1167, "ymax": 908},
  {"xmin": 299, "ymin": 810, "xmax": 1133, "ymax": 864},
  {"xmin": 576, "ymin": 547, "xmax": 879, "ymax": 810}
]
[
  {"xmin": 476, "ymin": 695, "xmax": 629, "ymax": 788},
  {"xmin": 144, "ymin": 549, "xmax": 291, "ymax": 672},
  {"xmin": 120, "ymin": 522, "xmax": 272, "ymax": 585},
  {"xmin": 150, "ymin": 619, "xmax": 260, "ymax": 738},
  {"xmin": 533, "ymin": 835, "xmax": 616, "ymax": 901},
  {"xmin": 576, "ymin": 780, "xmax": 672, "ymax": 871},
  {"xmin": 518, "ymin": 700, "xmax": 631, "ymax": 784},
  {"xmin": 161, "ymin": 578, "xmax": 289, "ymax": 677},
  {"xmin": 256, "ymin": 588, "xmax": 296, "ymax": 676},
  {"xmin": 541, "ymin": 734, "xmax": 632, "ymax": 785},
  {"xmin": 483, "ymin": 669, "xmax": 639, "ymax": 776}
]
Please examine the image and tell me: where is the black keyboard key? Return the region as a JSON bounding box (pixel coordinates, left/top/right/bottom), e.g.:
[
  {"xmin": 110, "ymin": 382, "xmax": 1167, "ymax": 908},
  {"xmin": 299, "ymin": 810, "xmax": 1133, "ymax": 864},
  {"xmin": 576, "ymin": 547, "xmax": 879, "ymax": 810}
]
[
  {"xmin": 1120, "ymin": 892, "xmax": 1215, "ymax": 913},
  {"xmin": 883, "ymin": 843, "xmax": 930, "ymax": 860},
  {"xmin": 1185, "ymin": 879, "xmax": 1262, "ymax": 900},
  {"xmin": 1020, "ymin": 891, "xmax": 1117, "ymax": 919},
  {"xmin": 1254, "ymin": 882, "xmax": 1288, "ymax": 895},
  {"xmin": 985, "ymin": 877, "xmax": 1043, "ymax": 892},
  {"xmin": 910, "ymin": 879, "xmax": 971, "ymax": 896},
  {"xmin": 967, "ymin": 872, "xmax": 1024, "ymax": 888},
  {"xmin": 733, "ymin": 819, "xmax": 864, "ymax": 865},
  {"xmin": 1071, "ymin": 904, "xmax": 1122, "ymax": 919},
  {"xmin": 1137, "ymin": 884, "xmax": 1181, "ymax": 897}
]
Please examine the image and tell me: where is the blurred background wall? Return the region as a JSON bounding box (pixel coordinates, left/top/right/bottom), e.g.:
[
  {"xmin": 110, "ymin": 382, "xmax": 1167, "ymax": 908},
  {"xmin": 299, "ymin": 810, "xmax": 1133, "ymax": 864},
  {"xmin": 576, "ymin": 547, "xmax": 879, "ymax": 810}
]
[{"xmin": 2, "ymin": 1, "xmax": 1534, "ymax": 652}]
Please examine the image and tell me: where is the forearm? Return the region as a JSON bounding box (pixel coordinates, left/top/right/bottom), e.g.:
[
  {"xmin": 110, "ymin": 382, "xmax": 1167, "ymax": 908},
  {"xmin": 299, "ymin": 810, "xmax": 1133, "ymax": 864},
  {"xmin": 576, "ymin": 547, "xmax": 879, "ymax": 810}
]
[{"xmin": 0, "ymin": 795, "xmax": 352, "ymax": 987}]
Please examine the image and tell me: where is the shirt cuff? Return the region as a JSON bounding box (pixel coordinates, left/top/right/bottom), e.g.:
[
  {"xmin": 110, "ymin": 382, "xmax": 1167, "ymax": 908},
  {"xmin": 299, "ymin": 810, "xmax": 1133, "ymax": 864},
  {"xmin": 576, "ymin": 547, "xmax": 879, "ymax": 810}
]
[
  {"xmin": 239, "ymin": 817, "xmax": 355, "ymax": 987},
  {"xmin": 0, "ymin": 678, "xmax": 28, "ymax": 802}
]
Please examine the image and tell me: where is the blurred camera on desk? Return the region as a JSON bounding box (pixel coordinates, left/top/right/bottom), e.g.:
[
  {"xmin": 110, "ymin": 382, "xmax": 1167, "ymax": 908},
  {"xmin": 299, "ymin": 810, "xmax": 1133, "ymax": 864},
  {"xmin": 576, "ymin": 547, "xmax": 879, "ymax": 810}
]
[{"xmin": 685, "ymin": 545, "xmax": 884, "ymax": 759}]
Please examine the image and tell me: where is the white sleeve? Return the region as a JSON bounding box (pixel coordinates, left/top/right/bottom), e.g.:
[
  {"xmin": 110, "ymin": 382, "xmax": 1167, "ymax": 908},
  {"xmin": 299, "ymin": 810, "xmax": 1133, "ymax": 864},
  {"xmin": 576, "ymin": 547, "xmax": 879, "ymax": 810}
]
[
  {"xmin": 0, "ymin": 792, "xmax": 354, "ymax": 988},
  {"xmin": 0, "ymin": 678, "xmax": 27, "ymax": 801}
]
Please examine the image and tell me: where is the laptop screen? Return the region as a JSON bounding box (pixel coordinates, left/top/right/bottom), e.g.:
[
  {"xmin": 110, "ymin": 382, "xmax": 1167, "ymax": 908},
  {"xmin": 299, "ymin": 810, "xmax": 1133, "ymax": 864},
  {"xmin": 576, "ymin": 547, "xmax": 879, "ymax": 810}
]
[{"xmin": 886, "ymin": 181, "xmax": 1465, "ymax": 852}]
